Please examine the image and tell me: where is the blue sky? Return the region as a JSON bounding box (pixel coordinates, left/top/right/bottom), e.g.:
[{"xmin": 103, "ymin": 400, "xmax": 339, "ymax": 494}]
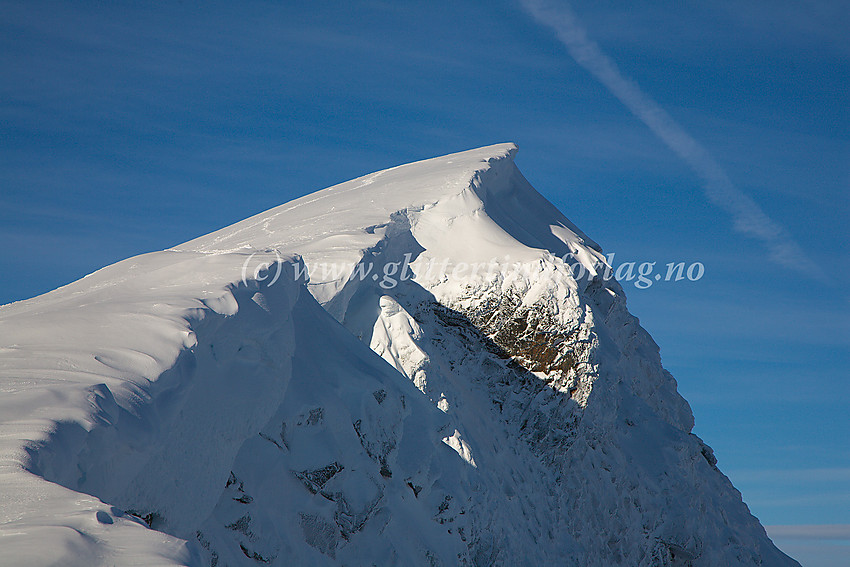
[{"xmin": 1, "ymin": 1, "xmax": 847, "ymax": 563}]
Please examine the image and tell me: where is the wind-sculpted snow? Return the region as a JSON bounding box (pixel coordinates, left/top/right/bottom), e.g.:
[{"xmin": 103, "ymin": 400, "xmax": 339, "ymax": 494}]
[
  {"xmin": 0, "ymin": 143, "xmax": 798, "ymax": 565},
  {"xmin": 0, "ymin": 251, "xmax": 305, "ymax": 565}
]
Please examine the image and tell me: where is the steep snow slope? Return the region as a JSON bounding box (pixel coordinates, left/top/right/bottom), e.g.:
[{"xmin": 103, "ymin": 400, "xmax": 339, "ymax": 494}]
[
  {"xmin": 0, "ymin": 251, "xmax": 481, "ymax": 566},
  {"xmin": 0, "ymin": 251, "xmax": 303, "ymax": 565},
  {"xmin": 0, "ymin": 144, "xmax": 797, "ymax": 566}
]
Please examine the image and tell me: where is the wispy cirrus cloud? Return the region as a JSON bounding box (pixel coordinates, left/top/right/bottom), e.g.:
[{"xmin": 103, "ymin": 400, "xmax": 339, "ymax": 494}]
[{"xmin": 520, "ymin": 0, "xmax": 826, "ymax": 280}]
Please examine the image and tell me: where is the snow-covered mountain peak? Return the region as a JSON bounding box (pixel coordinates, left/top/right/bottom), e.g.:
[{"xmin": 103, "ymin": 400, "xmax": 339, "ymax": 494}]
[
  {"xmin": 176, "ymin": 142, "xmax": 604, "ymax": 304},
  {"xmin": 0, "ymin": 144, "xmax": 798, "ymax": 566},
  {"xmin": 177, "ymin": 142, "xmax": 521, "ymax": 253}
]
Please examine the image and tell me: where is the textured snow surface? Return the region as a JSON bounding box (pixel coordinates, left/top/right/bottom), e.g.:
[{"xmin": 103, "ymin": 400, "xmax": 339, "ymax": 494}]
[{"xmin": 0, "ymin": 143, "xmax": 798, "ymax": 566}]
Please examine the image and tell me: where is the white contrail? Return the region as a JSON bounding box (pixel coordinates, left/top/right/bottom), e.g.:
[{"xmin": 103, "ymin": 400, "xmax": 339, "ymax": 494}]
[{"xmin": 521, "ymin": 0, "xmax": 823, "ymax": 278}]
